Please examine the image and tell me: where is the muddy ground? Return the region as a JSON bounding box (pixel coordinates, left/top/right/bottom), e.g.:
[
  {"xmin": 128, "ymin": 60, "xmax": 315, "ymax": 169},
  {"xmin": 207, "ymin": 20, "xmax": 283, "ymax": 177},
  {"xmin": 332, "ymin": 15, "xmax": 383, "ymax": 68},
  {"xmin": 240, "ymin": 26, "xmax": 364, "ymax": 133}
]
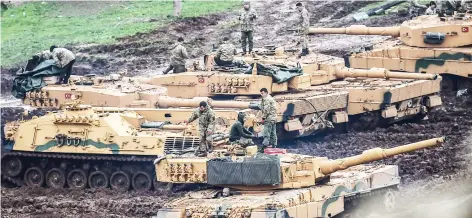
[{"xmin": 2, "ymin": 1, "xmax": 471, "ymax": 217}]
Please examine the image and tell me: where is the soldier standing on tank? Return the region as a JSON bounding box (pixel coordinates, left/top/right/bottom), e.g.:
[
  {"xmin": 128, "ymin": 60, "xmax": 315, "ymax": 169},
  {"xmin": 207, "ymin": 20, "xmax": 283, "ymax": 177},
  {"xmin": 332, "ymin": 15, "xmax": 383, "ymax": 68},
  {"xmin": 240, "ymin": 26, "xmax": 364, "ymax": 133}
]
[
  {"xmin": 238, "ymin": 1, "xmax": 257, "ymax": 55},
  {"xmin": 163, "ymin": 37, "xmax": 188, "ymax": 74},
  {"xmin": 259, "ymin": 88, "xmax": 277, "ymax": 150},
  {"xmin": 229, "ymin": 112, "xmax": 256, "ymax": 147},
  {"xmin": 50, "ymin": 45, "xmax": 76, "ymax": 84},
  {"xmin": 215, "ymin": 36, "xmax": 237, "ymax": 66},
  {"xmin": 186, "ymin": 101, "xmax": 216, "ymax": 156},
  {"xmin": 296, "ymin": 2, "xmax": 310, "ymax": 56}
]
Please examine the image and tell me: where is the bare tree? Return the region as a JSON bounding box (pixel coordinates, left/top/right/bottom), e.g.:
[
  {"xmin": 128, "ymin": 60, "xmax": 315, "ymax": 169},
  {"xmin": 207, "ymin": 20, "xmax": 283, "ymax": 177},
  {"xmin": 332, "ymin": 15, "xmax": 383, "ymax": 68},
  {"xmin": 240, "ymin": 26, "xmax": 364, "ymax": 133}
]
[{"xmin": 173, "ymin": 0, "xmax": 182, "ymax": 17}]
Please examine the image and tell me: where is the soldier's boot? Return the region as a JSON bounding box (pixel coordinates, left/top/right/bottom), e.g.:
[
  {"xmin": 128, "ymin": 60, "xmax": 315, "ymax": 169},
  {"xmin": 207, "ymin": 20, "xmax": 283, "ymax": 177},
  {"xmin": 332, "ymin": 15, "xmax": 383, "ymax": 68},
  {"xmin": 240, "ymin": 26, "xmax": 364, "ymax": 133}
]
[{"xmin": 162, "ymin": 65, "xmax": 173, "ymax": 74}]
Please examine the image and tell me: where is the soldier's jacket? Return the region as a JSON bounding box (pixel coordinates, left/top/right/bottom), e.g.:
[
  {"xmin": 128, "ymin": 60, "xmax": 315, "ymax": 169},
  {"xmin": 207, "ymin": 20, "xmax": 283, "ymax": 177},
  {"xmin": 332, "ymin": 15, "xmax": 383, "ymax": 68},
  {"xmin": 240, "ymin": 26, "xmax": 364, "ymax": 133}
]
[
  {"xmin": 261, "ymin": 95, "xmax": 277, "ymax": 121},
  {"xmin": 51, "ymin": 48, "xmax": 75, "ymax": 68},
  {"xmin": 36, "ymin": 50, "xmax": 52, "ymax": 60},
  {"xmin": 188, "ymin": 107, "xmax": 216, "ymax": 131},
  {"xmin": 170, "ymin": 43, "xmax": 189, "ymax": 66},
  {"xmin": 298, "ymin": 7, "xmax": 310, "ymax": 32},
  {"xmin": 217, "ymin": 43, "xmax": 237, "ymax": 62},
  {"xmin": 239, "ymin": 8, "xmax": 257, "ymax": 32}
]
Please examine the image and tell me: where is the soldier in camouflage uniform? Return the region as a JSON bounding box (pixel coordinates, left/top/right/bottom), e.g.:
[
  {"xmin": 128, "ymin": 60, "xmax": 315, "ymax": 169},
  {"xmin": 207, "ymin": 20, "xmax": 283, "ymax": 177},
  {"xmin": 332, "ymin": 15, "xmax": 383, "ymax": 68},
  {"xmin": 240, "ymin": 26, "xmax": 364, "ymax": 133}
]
[
  {"xmin": 229, "ymin": 112, "xmax": 255, "ymax": 147},
  {"xmin": 50, "ymin": 45, "xmax": 76, "ymax": 84},
  {"xmin": 238, "ymin": 1, "xmax": 257, "ymax": 54},
  {"xmin": 186, "ymin": 101, "xmax": 216, "ymax": 156},
  {"xmin": 215, "ymin": 36, "xmax": 237, "ymax": 66},
  {"xmin": 259, "ymin": 88, "xmax": 277, "ymax": 149},
  {"xmin": 33, "ymin": 50, "xmax": 52, "ymax": 62},
  {"xmin": 163, "ymin": 37, "xmax": 189, "ymax": 74},
  {"xmin": 296, "ymin": 2, "xmax": 310, "ymax": 56}
]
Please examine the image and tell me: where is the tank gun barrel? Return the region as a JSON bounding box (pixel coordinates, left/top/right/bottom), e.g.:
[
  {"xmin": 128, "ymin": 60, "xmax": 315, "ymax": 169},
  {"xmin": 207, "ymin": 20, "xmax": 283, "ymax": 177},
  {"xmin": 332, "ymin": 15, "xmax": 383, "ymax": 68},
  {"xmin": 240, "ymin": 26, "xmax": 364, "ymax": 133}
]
[
  {"xmin": 334, "ymin": 67, "xmax": 438, "ymax": 80},
  {"xmin": 319, "ymin": 137, "xmax": 445, "ymax": 175},
  {"xmin": 309, "ymin": 25, "xmax": 400, "ymax": 37},
  {"xmin": 156, "ymin": 96, "xmax": 259, "ymax": 109}
]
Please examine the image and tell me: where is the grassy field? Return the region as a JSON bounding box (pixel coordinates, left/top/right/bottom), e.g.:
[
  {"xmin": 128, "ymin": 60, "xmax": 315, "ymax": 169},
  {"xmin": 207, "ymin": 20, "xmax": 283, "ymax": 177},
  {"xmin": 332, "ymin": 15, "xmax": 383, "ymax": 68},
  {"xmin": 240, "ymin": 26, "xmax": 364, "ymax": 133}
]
[{"xmin": 1, "ymin": 1, "xmax": 241, "ymax": 67}]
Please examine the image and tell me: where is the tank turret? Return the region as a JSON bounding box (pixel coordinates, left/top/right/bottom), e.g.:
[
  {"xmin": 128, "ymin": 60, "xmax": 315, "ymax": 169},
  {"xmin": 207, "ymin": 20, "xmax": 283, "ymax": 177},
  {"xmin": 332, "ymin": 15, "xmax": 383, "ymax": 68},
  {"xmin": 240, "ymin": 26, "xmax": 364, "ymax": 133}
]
[
  {"xmin": 309, "ymin": 14, "xmax": 472, "ymax": 48},
  {"xmin": 154, "ymin": 137, "xmax": 445, "ymax": 189}
]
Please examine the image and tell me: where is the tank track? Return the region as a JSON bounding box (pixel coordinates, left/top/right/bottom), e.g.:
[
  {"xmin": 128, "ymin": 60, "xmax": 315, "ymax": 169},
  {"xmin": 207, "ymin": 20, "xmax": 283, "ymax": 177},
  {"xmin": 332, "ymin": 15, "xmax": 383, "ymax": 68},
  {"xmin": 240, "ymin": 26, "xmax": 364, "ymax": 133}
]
[{"xmin": 1, "ymin": 151, "xmax": 159, "ymax": 192}]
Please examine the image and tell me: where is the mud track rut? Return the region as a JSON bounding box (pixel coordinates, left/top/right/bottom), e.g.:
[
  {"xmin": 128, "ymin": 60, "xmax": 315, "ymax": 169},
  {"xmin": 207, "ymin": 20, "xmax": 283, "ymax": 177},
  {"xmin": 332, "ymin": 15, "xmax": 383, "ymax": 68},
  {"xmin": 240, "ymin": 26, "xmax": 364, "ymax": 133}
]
[{"xmin": 1, "ymin": 1, "xmax": 472, "ymax": 217}]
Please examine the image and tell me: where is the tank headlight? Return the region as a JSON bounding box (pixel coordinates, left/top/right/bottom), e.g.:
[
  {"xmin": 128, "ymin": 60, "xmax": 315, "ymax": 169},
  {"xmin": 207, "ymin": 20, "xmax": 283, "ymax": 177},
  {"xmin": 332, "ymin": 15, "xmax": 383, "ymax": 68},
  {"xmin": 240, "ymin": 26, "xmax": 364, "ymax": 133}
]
[
  {"xmin": 243, "ymin": 210, "xmax": 251, "ymax": 218},
  {"xmin": 185, "ymin": 210, "xmax": 193, "ymax": 217}
]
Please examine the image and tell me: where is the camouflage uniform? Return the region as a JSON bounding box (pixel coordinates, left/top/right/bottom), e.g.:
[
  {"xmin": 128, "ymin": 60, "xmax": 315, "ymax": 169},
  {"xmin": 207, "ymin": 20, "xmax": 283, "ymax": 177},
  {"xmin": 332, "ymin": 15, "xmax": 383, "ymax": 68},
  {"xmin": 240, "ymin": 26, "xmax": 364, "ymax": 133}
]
[
  {"xmin": 260, "ymin": 94, "xmax": 277, "ymax": 147},
  {"xmin": 164, "ymin": 43, "xmax": 189, "ymax": 74},
  {"xmin": 216, "ymin": 42, "xmax": 237, "ymax": 66},
  {"xmin": 51, "ymin": 48, "xmax": 76, "ymax": 84},
  {"xmin": 239, "ymin": 7, "xmax": 257, "ymax": 53},
  {"xmin": 35, "ymin": 50, "xmax": 52, "ymax": 62},
  {"xmin": 229, "ymin": 112, "xmax": 254, "ymax": 147},
  {"xmin": 297, "ymin": 6, "xmax": 310, "ymax": 51},
  {"xmin": 407, "ymin": 0, "xmax": 427, "ymax": 17},
  {"xmin": 188, "ymin": 106, "xmax": 216, "ymax": 153}
]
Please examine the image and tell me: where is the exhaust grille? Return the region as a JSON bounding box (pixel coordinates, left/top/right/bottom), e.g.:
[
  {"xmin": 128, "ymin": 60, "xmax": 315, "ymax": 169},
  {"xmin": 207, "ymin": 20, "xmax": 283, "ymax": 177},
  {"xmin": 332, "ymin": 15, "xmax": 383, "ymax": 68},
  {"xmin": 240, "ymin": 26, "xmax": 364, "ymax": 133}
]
[{"xmin": 164, "ymin": 137, "xmax": 200, "ymax": 154}]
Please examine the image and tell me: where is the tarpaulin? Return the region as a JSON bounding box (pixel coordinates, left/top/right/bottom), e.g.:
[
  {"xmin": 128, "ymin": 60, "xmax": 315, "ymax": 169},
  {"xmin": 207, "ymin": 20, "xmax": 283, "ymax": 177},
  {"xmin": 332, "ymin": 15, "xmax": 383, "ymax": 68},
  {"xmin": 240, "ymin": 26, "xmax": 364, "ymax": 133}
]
[{"xmin": 11, "ymin": 59, "xmax": 65, "ymax": 99}]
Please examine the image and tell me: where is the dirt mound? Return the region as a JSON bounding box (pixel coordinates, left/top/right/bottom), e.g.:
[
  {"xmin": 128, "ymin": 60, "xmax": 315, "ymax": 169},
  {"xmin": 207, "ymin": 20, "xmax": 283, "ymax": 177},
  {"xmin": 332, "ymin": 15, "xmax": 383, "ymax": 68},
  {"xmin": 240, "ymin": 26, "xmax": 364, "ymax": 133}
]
[{"xmin": 0, "ymin": 187, "xmax": 181, "ymax": 217}]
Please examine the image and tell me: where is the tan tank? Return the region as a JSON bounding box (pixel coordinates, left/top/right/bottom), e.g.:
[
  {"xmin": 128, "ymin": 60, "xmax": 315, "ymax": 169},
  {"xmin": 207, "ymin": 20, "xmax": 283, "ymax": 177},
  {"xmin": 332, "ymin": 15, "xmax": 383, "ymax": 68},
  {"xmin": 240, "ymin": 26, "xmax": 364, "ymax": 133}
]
[
  {"xmin": 0, "ymin": 102, "xmax": 238, "ymax": 192},
  {"xmin": 23, "ymin": 74, "xmax": 258, "ymax": 110},
  {"xmin": 308, "ymin": 12, "xmax": 472, "ymax": 90},
  {"xmin": 154, "ymin": 137, "xmax": 445, "ymax": 218},
  {"xmin": 148, "ymin": 51, "xmax": 442, "ymax": 137}
]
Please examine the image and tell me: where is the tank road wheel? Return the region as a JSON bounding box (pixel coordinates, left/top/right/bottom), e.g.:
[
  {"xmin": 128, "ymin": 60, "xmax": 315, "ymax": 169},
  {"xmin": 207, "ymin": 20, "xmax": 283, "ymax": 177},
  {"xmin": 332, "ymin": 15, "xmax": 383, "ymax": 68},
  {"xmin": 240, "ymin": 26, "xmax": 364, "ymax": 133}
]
[
  {"xmin": 46, "ymin": 168, "xmax": 66, "ymax": 189},
  {"xmin": 132, "ymin": 171, "xmax": 152, "ymax": 192},
  {"xmin": 110, "ymin": 171, "xmax": 131, "ymax": 192},
  {"xmin": 88, "ymin": 171, "xmax": 109, "ymax": 189},
  {"xmin": 441, "ymin": 76, "xmax": 456, "ymax": 93},
  {"xmin": 2, "ymin": 156, "xmax": 23, "ymax": 177},
  {"xmin": 67, "ymin": 169, "xmax": 88, "ymax": 189},
  {"xmin": 24, "ymin": 167, "xmax": 45, "ymax": 187}
]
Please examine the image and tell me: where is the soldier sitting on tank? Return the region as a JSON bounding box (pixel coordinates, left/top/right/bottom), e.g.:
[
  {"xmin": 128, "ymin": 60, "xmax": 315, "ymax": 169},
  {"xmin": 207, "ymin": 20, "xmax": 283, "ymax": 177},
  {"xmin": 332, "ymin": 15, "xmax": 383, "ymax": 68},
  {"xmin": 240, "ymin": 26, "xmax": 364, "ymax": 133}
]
[
  {"xmin": 215, "ymin": 37, "xmax": 237, "ymax": 67},
  {"xmin": 229, "ymin": 112, "xmax": 256, "ymax": 147},
  {"xmin": 163, "ymin": 37, "xmax": 188, "ymax": 74},
  {"xmin": 185, "ymin": 101, "xmax": 216, "ymax": 156},
  {"xmin": 426, "ymin": 1, "xmax": 439, "ymax": 15}
]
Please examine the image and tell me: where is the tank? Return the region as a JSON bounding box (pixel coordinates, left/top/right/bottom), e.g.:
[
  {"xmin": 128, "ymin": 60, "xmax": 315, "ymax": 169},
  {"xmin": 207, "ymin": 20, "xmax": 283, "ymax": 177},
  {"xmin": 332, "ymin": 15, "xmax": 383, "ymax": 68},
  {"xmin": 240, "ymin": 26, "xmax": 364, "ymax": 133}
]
[
  {"xmin": 148, "ymin": 51, "xmax": 442, "ymax": 137},
  {"xmin": 21, "ymin": 74, "xmax": 258, "ymax": 110},
  {"xmin": 0, "ymin": 101, "xmax": 238, "ymax": 191},
  {"xmin": 308, "ymin": 12, "xmax": 472, "ymax": 90},
  {"xmin": 153, "ymin": 137, "xmax": 445, "ymax": 218}
]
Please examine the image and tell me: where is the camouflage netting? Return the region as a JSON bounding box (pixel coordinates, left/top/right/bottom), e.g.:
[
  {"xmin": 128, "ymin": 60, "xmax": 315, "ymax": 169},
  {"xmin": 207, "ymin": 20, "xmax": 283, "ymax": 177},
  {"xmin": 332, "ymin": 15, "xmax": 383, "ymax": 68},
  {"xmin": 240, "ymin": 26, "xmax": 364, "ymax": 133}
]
[{"xmin": 207, "ymin": 153, "xmax": 281, "ymax": 185}]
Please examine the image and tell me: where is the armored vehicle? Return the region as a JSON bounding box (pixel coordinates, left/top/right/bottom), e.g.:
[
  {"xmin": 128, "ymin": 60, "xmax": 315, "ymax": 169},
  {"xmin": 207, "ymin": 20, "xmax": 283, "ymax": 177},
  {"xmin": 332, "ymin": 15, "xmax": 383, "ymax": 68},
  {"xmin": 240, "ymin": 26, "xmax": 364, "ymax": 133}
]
[
  {"xmin": 19, "ymin": 73, "xmax": 258, "ymax": 110},
  {"xmin": 154, "ymin": 137, "xmax": 445, "ymax": 218},
  {"xmin": 0, "ymin": 102, "xmax": 239, "ymax": 191},
  {"xmin": 149, "ymin": 51, "xmax": 442, "ymax": 136},
  {"xmin": 308, "ymin": 13, "xmax": 472, "ymax": 91}
]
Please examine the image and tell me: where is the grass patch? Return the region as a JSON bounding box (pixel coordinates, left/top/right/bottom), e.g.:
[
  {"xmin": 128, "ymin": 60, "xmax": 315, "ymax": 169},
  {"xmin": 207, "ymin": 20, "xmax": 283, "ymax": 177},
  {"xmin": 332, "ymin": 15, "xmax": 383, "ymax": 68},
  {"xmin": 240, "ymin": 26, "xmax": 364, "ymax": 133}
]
[{"xmin": 1, "ymin": 1, "xmax": 241, "ymax": 67}]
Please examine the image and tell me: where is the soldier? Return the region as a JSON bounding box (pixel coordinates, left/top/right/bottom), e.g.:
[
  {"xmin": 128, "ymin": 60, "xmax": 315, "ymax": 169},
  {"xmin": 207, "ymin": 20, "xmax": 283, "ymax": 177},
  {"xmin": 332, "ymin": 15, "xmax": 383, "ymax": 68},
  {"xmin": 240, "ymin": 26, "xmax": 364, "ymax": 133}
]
[
  {"xmin": 33, "ymin": 50, "xmax": 52, "ymax": 63},
  {"xmin": 408, "ymin": 0, "xmax": 427, "ymax": 18},
  {"xmin": 163, "ymin": 37, "xmax": 188, "ymax": 74},
  {"xmin": 238, "ymin": 1, "xmax": 257, "ymax": 54},
  {"xmin": 50, "ymin": 45, "xmax": 76, "ymax": 84},
  {"xmin": 229, "ymin": 112, "xmax": 256, "ymax": 147},
  {"xmin": 186, "ymin": 101, "xmax": 216, "ymax": 156},
  {"xmin": 425, "ymin": 1, "xmax": 438, "ymax": 15},
  {"xmin": 296, "ymin": 2, "xmax": 310, "ymax": 56},
  {"xmin": 215, "ymin": 36, "xmax": 237, "ymax": 66},
  {"xmin": 259, "ymin": 88, "xmax": 277, "ymax": 149}
]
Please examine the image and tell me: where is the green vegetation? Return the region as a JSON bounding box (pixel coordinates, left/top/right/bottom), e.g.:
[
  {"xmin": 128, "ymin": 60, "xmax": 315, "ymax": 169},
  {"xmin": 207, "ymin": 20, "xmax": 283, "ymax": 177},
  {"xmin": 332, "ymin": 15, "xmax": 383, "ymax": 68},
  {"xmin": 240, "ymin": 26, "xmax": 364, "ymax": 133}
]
[{"xmin": 1, "ymin": 1, "xmax": 241, "ymax": 67}]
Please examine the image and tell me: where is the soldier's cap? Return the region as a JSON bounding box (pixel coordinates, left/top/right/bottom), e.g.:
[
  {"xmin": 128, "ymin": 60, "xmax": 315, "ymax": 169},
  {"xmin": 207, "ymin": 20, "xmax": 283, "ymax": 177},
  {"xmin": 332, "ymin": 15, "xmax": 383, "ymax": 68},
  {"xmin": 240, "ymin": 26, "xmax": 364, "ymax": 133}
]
[
  {"xmin": 296, "ymin": 2, "xmax": 303, "ymax": 6},
  {"xmin": 243, "ymin": 1, "xmax": 250, "ymax": 5},
  {"xmin": 223, "ymin": 36, "xmax": 229, "ymax": 41}
]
